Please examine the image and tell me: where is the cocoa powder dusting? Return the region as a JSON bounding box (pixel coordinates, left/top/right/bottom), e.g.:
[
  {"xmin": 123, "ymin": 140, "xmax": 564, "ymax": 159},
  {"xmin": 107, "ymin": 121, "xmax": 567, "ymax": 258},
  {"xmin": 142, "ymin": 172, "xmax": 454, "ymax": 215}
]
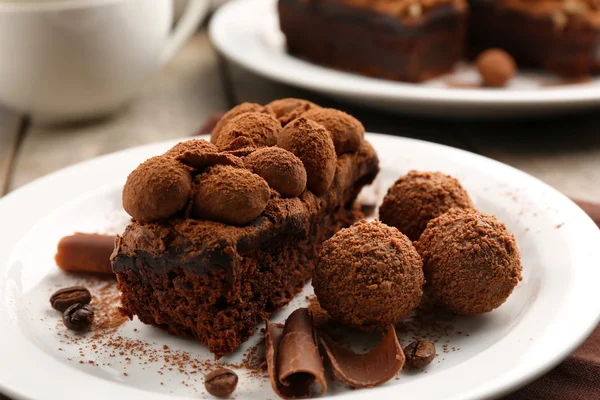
[{"xmin": 52, "ymin": 275, "xmax": 268, "ymax": 391}]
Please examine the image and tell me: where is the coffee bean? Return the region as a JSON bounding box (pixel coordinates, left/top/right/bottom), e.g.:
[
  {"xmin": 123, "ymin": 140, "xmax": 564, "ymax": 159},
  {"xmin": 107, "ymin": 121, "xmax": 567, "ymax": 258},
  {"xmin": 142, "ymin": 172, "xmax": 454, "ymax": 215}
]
[
  {"xmin": 50, "ymin": 286, "xmax": 92, "ymax": 312},
  {"xmin": 404, "ymin": 340, "xmax": 436, "ymax": 369},
  {"xmin": 204, "ymin": 368, "xmax": 238, "ymax": 398},
  {"xmin": 62, "ymin": 303, "xmax": 94, "ymax": 332}
]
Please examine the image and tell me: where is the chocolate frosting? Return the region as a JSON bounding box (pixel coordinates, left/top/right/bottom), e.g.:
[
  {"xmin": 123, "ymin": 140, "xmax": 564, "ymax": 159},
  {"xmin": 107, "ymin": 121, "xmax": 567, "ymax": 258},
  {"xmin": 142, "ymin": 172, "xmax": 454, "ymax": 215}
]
[
  {"xmin": 319, "ymin": 325, "xmax": 405, "ymax": 388},
  {"xmin": 265, "ymin": 309, "xmax": 327, "ymax": 398}
]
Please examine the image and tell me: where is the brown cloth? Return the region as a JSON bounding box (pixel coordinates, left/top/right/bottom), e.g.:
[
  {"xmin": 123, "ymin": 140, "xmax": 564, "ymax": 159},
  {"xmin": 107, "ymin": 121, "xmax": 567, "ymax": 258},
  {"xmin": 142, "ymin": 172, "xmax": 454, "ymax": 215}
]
[{"xmin": 505, "ymin": 322, "xmax": 600, "ymax": 399}]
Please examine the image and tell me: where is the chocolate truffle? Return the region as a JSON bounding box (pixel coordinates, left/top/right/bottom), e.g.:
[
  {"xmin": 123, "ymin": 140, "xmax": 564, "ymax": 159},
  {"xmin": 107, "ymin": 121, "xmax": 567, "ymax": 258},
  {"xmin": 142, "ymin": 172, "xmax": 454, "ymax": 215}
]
[
  {"xmin": 216, "ymin": 112, "xmax": 281, "ymax": 151},
  {"xmin": 415, "ymin": 208, "xmax": 522, "ymax": 315},
  {"xmin": 266, "ymin": 98, "xmax": 320, "ymax": 126},
  {"xmin": 244, "ymin": 147, "xmax": 307, "ymax": 197},
  {"xmin": 210, "ymin": 102, "xmax": 274, "ymax": 144},
  {"xmin": 302, "ymin": 108, "xmax": 364, "ymax": 155},
  {"xmin": 164, "ymin": 139, "xmax": 242, "ymax": 169},
  {"xmin": 122, "ymin": 156, "xmax": 192, "ymax": 222},
  {"xmin": 312, "ymin": 220, "xmax": 424, "ymax": 331},
  {"xmin": 193, "ymin": 165, "xmax": 270, "ymax": 225},
  {"xmin": 278, "ymin": 117, "xmax": 336, "ymax": 196},
  {"xmin": 379, "ymin": 171, "xmax": 474, "ymax": 241},
  {"xmin": 476, "ymin": 49, "xmax": 517, "ymax": 88}
]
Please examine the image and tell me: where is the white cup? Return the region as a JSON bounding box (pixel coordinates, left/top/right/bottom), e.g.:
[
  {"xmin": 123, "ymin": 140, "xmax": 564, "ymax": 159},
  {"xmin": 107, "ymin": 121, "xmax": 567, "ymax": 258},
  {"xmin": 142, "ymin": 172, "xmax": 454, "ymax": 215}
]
[{"xmin": 0, "ymin": 0, "xmax": 208, "ymax": 123}]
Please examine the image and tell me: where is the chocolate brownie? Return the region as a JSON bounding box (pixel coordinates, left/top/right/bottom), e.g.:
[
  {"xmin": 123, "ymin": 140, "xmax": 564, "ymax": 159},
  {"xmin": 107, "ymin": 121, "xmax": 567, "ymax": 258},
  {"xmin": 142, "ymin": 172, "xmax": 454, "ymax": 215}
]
[
  {"xmin": 279, "ymin": 0, "xmax": 468, "ymax": 82},
  {"xmin": 111, "ymin": 101, "xmax": 379, "ymax": 357},
  {"xmin": 468, "ymin": 0, "xmax": 600, "ymax": 76}
]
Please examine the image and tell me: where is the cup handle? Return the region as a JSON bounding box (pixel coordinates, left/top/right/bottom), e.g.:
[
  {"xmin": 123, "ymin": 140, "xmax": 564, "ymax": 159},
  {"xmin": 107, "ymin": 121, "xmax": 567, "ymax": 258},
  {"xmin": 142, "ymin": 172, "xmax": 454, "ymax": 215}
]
[{"xmin": 161, "ymin": 0, "xmax": 210, "ymax": 65}]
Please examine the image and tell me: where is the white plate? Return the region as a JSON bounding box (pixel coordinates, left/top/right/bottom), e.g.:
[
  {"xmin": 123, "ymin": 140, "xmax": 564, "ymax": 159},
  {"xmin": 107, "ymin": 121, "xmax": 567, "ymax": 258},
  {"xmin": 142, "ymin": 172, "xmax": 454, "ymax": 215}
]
[
  {"xmin": 1, "ymin": 134, "xmax": 599, "ymax": 400},
  {"xmin": 209, "ymin": 0, "xmax": 600, "ymax": 118}
]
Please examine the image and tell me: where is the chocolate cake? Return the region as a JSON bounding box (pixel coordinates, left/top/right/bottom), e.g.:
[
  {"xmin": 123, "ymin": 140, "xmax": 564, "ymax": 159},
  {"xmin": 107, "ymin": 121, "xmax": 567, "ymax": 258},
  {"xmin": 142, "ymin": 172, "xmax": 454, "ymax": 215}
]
[
  {"xmin": 279, "ymin": 0, "xmax": 469, "ymax": 82},
  {"xmin": 111, "ymin": 100, "xmax": 379, "ymax": 357},
  {"xmin": 468, "ymin": 0, "xmax": 600, "ymax": 76}
]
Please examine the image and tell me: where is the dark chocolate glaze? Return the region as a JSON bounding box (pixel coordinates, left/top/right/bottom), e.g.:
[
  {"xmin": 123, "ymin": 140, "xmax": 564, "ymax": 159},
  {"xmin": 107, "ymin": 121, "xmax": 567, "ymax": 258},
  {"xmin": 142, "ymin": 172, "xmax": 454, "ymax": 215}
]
[
  {"xmin": 279, "ymin": 0, "xmax": 467, "ymax": 82},
  {"xmin": 468, "ymin": 0, "xmax": 600, "ymax": 75}
]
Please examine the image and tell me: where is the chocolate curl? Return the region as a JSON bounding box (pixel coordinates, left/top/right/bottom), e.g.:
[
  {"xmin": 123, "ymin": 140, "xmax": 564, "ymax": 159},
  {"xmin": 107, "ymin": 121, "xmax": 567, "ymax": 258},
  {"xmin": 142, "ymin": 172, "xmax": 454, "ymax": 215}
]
[
  {"xmin": 319, "ymin": 325, "xmax": 404, "ymax": 388},
  {"xmin": 55, "ymin": 233, "xmax": 116, "ymax": 275},
  {"xmin": 265, "ymin": 308, "xmax": 327, "ymax": 399}
]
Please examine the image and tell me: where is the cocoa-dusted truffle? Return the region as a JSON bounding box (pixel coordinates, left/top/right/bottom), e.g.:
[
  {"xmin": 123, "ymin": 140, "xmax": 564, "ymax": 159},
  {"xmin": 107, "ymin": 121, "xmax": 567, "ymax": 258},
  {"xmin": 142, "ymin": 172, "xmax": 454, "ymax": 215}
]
[
  {"xmin": 302, "ymin": 108, "xmax": 364, "ymax": 155},
  {"xmin": 216, "ymin": 112, "xmax": 281, "ymax": 151},
  {"xmin": 244, "ymin": 147, "xmax": 307, "ymax": 197},
  {"xmin": 415, "ymin": 208, "xmax": 522, "ymax": 315},
  {"xmin": 476, "ymin": 49, "xmax": 517, "ymax": 88},
  {"xmin": 122, "ymin": 156, "xmax": 192, "ymax": 222},
  {"xmin": 379, "ymin": 171, "xmax": 474, "ymax": 241},
  {"xmin": 266, "ymin": 98, "xmax": 320, "ymax": 126},
  {"xmin": 164, "ymin": 139, "xmax": 242, "ymax": 169},
  {"xmin": 312, "ymin": 220, "xmax": 424, "ymax": 331},
  {"xmin": 210, "ymin": 102, "xmax": 274, "ymax": 144},
  {"xmin": 278, "ymin": 117, "xmax": 336, "ymax": 196},
  {"xmin": 193, "ymin": 165, "xmax": 270, "ymax": 225}
]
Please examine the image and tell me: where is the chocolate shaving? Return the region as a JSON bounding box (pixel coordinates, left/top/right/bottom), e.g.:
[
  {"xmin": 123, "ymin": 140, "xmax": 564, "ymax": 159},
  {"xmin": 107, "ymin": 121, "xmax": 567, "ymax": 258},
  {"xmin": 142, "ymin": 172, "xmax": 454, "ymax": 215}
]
[
  {"xmin": 55, "ymin": 233, "xmax": 116, "ymax": 275},
  {"xmin": 319, "ymin": 325, "xmax": 404, "ymax": 388},
  {"xmin": 265, "ymin": 308, "xmax": 327, "ymax": 399}
]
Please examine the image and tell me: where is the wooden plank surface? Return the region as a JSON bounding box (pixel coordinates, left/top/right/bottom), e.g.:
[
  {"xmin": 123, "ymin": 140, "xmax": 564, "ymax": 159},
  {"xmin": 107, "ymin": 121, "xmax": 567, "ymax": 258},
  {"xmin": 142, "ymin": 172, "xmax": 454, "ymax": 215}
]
[
  {"xmin": 0, "ymin": 107, "xmax": 24, "ymax": 195},
  {"xmin": 8, "ymin": 32, "xmax": 227, "ymax": 192}
]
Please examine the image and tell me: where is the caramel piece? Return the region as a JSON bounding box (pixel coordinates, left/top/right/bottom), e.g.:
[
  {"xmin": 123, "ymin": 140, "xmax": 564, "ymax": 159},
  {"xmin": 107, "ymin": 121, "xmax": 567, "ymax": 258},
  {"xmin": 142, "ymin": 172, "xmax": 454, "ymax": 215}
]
[{"xmin": 55, "ymin": 233, "xmax": 116, "ymax": 275}]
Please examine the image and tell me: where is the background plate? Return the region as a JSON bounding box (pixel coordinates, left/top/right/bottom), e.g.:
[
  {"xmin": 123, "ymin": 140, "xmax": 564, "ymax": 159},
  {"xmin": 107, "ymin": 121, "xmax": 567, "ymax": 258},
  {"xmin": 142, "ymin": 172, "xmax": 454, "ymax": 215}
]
[{"xmin": 209, "ymin": 0, "xmax": 600, "ymax": 118}]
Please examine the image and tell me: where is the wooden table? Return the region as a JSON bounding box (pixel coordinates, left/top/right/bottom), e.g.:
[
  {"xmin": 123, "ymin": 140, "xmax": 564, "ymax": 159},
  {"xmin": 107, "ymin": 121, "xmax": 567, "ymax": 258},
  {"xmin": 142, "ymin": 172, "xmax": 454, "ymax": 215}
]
[{"xmin": 1, "ymin": 23, "xmax": 600, "ymax": 400}]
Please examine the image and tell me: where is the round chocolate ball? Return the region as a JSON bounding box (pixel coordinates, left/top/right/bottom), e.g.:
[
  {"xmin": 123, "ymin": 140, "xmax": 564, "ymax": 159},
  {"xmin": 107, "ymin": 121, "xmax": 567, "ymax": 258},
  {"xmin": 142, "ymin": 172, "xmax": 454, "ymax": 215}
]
[
  {"xmin": 313, "ymin": 220, "xmax": 425, "ymax": 331},
  {"xmin": 244, "ymin": 147, "xmax": 307, "ymax": 197},
  {"xmin": 210, "ymin": 102, "xmax": 274, "ymax": 144},
  {"xmin": 277, "ymin": 117, "xmax": 337, "ymax": 196},
  {"xmin": 216, "ymin": 112, "xmax": 281, "ymax": 151},
  {"xmin": 302, "ymin": 108, "xmax": 364, "ymax": 155},
  {"xmin": 193, "ymin": 165, "xmax": 270, "ymax": 226},
  {"xmin": 415, "ymin": 208, "xmax": 523, "ymax": 315},
  {"xmin": 476, "ymin": 49, "xmax": 517, "ymax": 88},
  {"xmin": 379, "ymin": 170, "xmax": 474, "ymax": 241},
  {"xmin": 266, "ymin": 98, "xmax": 320, "ymax": 126},
  {"xmin": 122, "ymin": 156, "xmax": 192, "ymax": 222}
]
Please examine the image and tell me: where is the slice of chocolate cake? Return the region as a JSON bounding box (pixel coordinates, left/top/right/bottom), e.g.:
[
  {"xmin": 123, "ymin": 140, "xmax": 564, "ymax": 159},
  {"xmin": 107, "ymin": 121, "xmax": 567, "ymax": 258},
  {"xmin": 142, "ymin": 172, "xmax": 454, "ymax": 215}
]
[
  {"xmin": 111, "ymin": 99, "xmax": 379, "ymax": 357},
  {"xmin": 278, "ymin": 0, "xmax": 468, "ymax": 82},
  {"xmin": 468, "ymin": 0, "xmax": 600, "ymax": 76}
]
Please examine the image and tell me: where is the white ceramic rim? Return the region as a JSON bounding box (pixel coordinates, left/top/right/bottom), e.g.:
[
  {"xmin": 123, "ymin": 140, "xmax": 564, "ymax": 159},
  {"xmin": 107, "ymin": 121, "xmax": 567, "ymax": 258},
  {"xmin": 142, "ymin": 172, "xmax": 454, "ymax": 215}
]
[
  {"xmin": 0, "ymin": 134, "xmax": 599, "ymax": 400},
  {"xmin": 209, "ymin": 0, "xmax": 600, "ymax": 107}
]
